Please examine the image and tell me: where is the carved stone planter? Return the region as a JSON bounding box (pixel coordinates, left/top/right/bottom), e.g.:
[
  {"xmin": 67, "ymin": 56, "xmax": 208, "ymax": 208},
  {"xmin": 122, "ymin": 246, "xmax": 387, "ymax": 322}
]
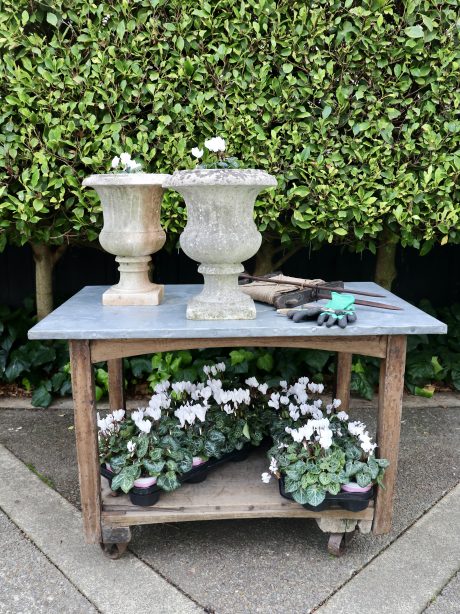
[
  {"xmin": 83, "ymin": 174, "xmax": 170, "ymax": 305},
  {"xmin": 164, "ymin": 169, "xmax": 276, "ymax": 320}
]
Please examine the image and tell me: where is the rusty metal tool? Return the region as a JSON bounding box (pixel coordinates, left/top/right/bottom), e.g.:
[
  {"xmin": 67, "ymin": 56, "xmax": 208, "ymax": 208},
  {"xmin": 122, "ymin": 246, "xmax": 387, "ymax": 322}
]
[
  {"xmin": 239, "ymin": 272, "xmax": 386, "ymax": 298},
  {"xmin": 239, "ymin": 273, "xmax": 402, "ymax": 311}
]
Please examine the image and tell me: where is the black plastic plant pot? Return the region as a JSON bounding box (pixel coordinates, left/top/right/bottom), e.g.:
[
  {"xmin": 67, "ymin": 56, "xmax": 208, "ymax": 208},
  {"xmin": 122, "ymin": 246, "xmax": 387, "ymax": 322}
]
[
  {"xmin": 278, "ymin": 477, "xmax": 374, "ymax": 512},
  {"xmin": 230, "ymin": 447, "xmax": 252, "ymax": 463},
  {"xmin": 331, "ymin": 487, "xmax": 374, "ymax": 512},
  {"xmin": 99, "ymin": 442, "xmax": 257, "ymax": 507},
  {"xmin": 129, "ymin": 489, "xmax": 161, "ymax": 507},
  {"xmin": 183, "ymin": 469, "xmax": 208, "ymax": 484}
]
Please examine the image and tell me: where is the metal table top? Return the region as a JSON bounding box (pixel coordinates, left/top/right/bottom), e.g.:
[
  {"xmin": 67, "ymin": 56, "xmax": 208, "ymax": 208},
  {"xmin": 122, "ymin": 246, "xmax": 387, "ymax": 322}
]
[{"xmin": 28, "ymin": 284, "xmax": 447, "ymax": 341}]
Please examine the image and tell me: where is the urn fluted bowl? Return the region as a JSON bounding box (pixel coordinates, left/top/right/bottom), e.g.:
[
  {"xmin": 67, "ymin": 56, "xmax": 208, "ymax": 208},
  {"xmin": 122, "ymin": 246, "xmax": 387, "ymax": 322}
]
[
  {"xmin": 163, "ymin": 168, "xmax": 277, "ymax": 320},
  {"xmin": 82, "ymin": 173, "xmax": 170, "ymax": 305}
]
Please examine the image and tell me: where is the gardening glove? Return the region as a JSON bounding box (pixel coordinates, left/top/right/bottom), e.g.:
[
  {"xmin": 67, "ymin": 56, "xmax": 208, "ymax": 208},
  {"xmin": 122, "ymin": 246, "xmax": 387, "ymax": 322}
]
[
  {"xmin": 317, "ymin": 292, "xmax": 357, "ymax": 329},
  {"xmin": 287, "ymin": 305, "xmax": 323, "ymax": 323}
]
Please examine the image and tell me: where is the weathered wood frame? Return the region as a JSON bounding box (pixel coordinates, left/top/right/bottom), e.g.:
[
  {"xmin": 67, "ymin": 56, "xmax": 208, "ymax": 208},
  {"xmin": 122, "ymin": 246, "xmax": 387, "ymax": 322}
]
[{"xmin": 69, "ymin": 333, "xmax": 406, "ymax": 544}]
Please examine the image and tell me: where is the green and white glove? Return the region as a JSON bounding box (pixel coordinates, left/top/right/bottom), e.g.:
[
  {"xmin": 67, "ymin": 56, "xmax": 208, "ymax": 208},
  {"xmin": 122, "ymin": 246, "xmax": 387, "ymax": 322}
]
[{"xmin": 317, "ymin": 292, "xmax": 356, "ymax": 328}]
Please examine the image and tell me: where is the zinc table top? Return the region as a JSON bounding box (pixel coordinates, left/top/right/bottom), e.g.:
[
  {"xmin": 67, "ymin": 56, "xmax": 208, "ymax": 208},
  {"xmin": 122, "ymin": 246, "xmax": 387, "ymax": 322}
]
[{"xmin": 28, "ymin": 283, "xmax": 447, "ymax": 341}]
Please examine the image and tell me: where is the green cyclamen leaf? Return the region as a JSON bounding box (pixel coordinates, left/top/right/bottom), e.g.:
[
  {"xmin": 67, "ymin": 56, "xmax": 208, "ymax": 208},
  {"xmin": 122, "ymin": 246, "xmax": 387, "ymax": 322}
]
[
  {"xmin": 142, "ymin": 459, "xmax": 165, "ymax": 475},
  {"xmin": 111, "ymin": 464, "xmax": 140, "ymax": 493},
  {"xmin": 157, "ymin": 471, "xmax": 180, "ymax": 492},
  {"xmin": 305, "ymin": 485, "xmax": 326, "ymax": 507},
  {"xmin": 284, "ymin": 477, "xmax": 301, "ymax": 493}
]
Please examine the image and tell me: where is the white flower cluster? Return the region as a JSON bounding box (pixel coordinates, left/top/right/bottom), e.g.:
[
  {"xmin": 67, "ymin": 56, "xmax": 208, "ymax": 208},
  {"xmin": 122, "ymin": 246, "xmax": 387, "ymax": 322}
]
[
  {"xmin": 111, "ymin": 152, "xmax": 142, "ymax": 173},
  {"xmin": 175, "ymin": 402, "xmax": 208, "ymax": 427},
  {"xmin": 145, "ymin": 389, "xmax": 171, "ymax": 421},
  {"xmin": 325, "ymin": 398, "xmax": 342, "ymax": 414},
  {"xmin": 245, "ymin": 377, "xmax": 268, "ymax": 394},
  {"xmin": 130, "ymin": 409, "xmax": 152, "ymax": 434},
  {"xmin": 267, "ymin": 378, "xmax": 326, "ymax": 421},
  {"xmin": 191, "ymin": 136, "xmax": 226, "ymax": 159},
  {"xmin": 261, "ymin": 456, "xmax": 279, "ymax": 483},
  {"xmin": 348, "ymin": 421, "xmax": 377, "ymax": 455},
  {"xmin": 97, "ymin": 409, "xmax": 125, "ymax": 435},
  {"xmin": 286, "ymin": 418, "xmax": 334, "ymax": 450},
  {"xmin": 203, "ymin": 362, "xmax": 226, "ymax": 377}
]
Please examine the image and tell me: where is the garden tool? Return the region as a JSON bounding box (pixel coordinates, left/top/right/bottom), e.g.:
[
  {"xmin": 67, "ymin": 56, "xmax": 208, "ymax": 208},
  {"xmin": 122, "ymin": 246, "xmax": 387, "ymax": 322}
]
[
  {"xmin": 286, "ymin": 292, "xmax": 357, "ymax": 329},
  {"xmin": 239, "ymin": 272, "xmax": 401, "ymax": 311}
]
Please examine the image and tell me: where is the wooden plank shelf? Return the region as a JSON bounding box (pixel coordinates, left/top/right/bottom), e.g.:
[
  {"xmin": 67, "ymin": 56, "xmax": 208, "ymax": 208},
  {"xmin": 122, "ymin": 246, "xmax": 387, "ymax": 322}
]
[{"xmin": 101, "ymin": 452, "xmax": 374, "ymax": 527}]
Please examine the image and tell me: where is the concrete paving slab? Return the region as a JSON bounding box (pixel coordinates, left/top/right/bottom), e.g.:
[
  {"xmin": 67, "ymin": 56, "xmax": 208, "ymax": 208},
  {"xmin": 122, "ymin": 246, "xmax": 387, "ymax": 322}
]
[
  {"xmin": 0, "ymin": 508, "xmax": 97, "ymax": 614},
  {"xmin": 0, "ymin": 445, "xmax": 202, "ymax": 614},
  {"xmin": 0, "ymin": 405, "xmax": 458, "ymax": 613},
  {"xmin": 315, "ymin": 484, "xmax": 460, "ymax": 614},
  {"xmin": 424, "ymin": 571, "xmax": 460, "ymax": 614}
]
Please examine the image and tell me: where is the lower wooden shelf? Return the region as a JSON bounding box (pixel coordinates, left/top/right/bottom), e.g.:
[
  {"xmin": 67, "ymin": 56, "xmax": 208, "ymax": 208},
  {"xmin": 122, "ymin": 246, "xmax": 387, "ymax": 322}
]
[{"xmin": 101, "ymin": 452, "xmax": 374, "ymax": 527}]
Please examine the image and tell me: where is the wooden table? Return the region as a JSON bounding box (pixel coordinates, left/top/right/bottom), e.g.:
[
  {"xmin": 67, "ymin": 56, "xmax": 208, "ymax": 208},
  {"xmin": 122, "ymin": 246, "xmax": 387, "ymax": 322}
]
[{"xmin": 28, "ymin": 283, "xmax": 447, "ymax": 557}]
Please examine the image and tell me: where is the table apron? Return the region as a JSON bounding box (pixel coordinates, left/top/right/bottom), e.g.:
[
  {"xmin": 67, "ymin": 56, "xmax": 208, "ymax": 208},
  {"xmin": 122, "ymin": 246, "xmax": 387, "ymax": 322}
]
[{"xmin": 90, "ymin": 335, "xmax": 388, "ymax": 363}]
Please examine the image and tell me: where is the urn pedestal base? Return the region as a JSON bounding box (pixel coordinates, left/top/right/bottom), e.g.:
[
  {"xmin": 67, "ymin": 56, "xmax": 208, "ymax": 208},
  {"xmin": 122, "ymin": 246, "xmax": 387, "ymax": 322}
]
[
  {"xmin": 102, "ymin": 256, "xmax": 164, "ymax": 306},
  {"xmin": 186, "ymin": 264, "xmax": 256, "ymax": 320}
]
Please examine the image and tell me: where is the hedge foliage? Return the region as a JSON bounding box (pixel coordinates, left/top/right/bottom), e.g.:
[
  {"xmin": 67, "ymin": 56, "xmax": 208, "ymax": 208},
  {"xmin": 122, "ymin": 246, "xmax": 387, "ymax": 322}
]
[{"xmin": 1, "ymin": 0, "xmax": 459, "ymax": 254}]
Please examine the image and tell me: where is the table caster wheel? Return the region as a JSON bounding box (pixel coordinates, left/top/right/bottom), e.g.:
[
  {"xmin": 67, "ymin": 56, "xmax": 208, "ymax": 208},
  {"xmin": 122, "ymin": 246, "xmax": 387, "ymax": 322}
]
[
  {"xmin": 327, "ymin": 530, "xmax": 356, "ymax": 557},
  {"xmin": 100, "ymin": 541, "xmax": 129, "ymax": 559}
]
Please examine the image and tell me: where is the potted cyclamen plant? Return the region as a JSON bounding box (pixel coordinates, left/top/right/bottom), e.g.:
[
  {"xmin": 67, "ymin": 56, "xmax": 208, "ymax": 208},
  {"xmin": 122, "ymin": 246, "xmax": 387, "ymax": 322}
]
[
  {"xmin": 163, "ymin": 138, "xmax": 277, "ymax": 320},
  {"xmin": 98, "ymin": 362, "xmax": 272, "ymax": 506},
  {"xmin": 261, "ymin": 378, "xmax": 389, "ymax": 511},
  {"xmin": 83, "ymin": 153, "xmax": 170, "ymax": 306}
]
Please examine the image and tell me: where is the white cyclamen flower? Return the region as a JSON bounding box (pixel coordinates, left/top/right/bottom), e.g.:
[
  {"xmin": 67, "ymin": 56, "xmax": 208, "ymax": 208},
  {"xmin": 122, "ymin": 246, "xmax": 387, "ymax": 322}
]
[
  {"xmin": 245, "ymin": 377, "xmax": 259, "ymax": 388},
  {"xmin": 111, "ymin": 156, "xmax": 120, "ymax": 169},
  {"xmin": 145, "ymin": 404, "xmax": 161, "ymax": 421},
  {"xmin": 111, "ymin": 409, "xmax": 125, "ymax": 422},
  {"xmin": 154, "ymin": 380, "xmax": 170, "ymax": 393},
  {"xmin": 127, "ymin": 440, "xmax": 136, "ymax": 453},
  {"xmin": 191, "ymin": 147, "xmax": 204, "ymax": 158},
  {"xmin": 204, "ymin": 136, "xmax": 226, "ymax": 152},
  {"xmin": 261, "ymin": 472, "xmax": 272, "ymax": 484},
  {"xmin": 337, "ymin": 411, "xmax": 349, "ymax": 421},
  {"xmin": 137, "ymin": 419, "xmax": 152, "ymax": 434},
  {"xmin": 130, "ymin": 409, "xmax": 144, "ymax": 424},
  {"xmin": 258, "ymin": 383, "xmax": 268, "ymax": 394},
  {"xmin": 269, "ymin": 457, "xmax": 278, "ymax": 473},
  {"xmin": 120, "ymin": 152, "xmax": 131, "ymax": 164}
]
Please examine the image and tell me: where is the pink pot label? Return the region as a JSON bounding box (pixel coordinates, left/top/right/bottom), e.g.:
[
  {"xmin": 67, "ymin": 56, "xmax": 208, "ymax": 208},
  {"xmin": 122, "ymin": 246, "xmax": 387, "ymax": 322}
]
[
  {"xmin": 192, "ymin": 457, "xmax": 206, "ymax": 467},
  {"xmin": 134, "ymin": 476, "xmax": 158, "ymax": 488},
  {"xmin": 341, "ymin": 482, "xmax": 372, "ymax": 493}
]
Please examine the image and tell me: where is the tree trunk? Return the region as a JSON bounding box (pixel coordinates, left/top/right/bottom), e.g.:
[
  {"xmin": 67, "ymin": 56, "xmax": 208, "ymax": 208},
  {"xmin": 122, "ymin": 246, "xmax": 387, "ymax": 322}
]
[
  {"xmin": 31, "ymin": 243, "xmax": 67, "ymax": 320},
  {"xmin": 252, "ymin": 240, "xmax": 277, "ymax": 276},
  {"xmin": 374, "ymin": 226, "xmax": 399, "ymax": 290}
]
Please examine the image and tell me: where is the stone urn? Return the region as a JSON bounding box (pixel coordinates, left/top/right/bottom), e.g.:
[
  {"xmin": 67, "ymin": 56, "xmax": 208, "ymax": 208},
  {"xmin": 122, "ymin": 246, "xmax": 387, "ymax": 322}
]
[
  {"xmin": 163, "ymin": 169, "xmax": 277, "ymax": 320},
  {"xmin": 82, "ymin": 174, "xmax": 170, "ymax": 305}
]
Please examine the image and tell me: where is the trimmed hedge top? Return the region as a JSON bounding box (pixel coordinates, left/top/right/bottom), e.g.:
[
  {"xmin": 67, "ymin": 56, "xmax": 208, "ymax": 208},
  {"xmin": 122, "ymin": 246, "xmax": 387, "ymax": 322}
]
[{"xmin": 1, "ymin": 0, "xmax": 459, "ymax": 253}]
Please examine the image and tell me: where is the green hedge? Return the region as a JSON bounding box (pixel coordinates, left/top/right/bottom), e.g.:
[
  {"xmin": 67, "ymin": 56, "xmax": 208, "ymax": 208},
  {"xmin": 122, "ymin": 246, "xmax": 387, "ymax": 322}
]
[{"xmin": 1, "ymin": 0, "xmax": 459, "ymax": 254}]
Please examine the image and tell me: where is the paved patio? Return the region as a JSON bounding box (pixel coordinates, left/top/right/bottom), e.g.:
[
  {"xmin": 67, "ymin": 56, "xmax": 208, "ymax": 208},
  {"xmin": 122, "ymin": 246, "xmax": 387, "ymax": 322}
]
[{"xmin": 0, "ymin": 394, "xmax": 459, "ymax": 613}]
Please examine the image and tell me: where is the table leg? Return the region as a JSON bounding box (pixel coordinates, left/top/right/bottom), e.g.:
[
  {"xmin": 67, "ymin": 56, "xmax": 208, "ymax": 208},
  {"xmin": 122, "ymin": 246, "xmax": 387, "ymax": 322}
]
[
  {"xmin": 373, "ymin": 335, "xmax": 407, "ymax": 534},
  {"xmin": 335, "ymin": 352, "xmax": 352, "ymax": 412},
  {"xmin": 69, "ymin": 340, "xmax": 101, "ymax": 544},
  {"xmin": 108, "ymin": 358, "xmax": 125, "ymax": 411}
]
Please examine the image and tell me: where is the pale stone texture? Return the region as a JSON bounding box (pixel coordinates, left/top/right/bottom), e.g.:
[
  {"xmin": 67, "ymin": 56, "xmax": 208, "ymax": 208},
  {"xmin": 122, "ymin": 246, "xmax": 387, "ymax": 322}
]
[
  {"xmin": 164, "ymin": 169, "xmax": 277, "ymax": 320},
  {"xmin": 82, "ymin": 173, "xmax": 170, "ymax": 305}
]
